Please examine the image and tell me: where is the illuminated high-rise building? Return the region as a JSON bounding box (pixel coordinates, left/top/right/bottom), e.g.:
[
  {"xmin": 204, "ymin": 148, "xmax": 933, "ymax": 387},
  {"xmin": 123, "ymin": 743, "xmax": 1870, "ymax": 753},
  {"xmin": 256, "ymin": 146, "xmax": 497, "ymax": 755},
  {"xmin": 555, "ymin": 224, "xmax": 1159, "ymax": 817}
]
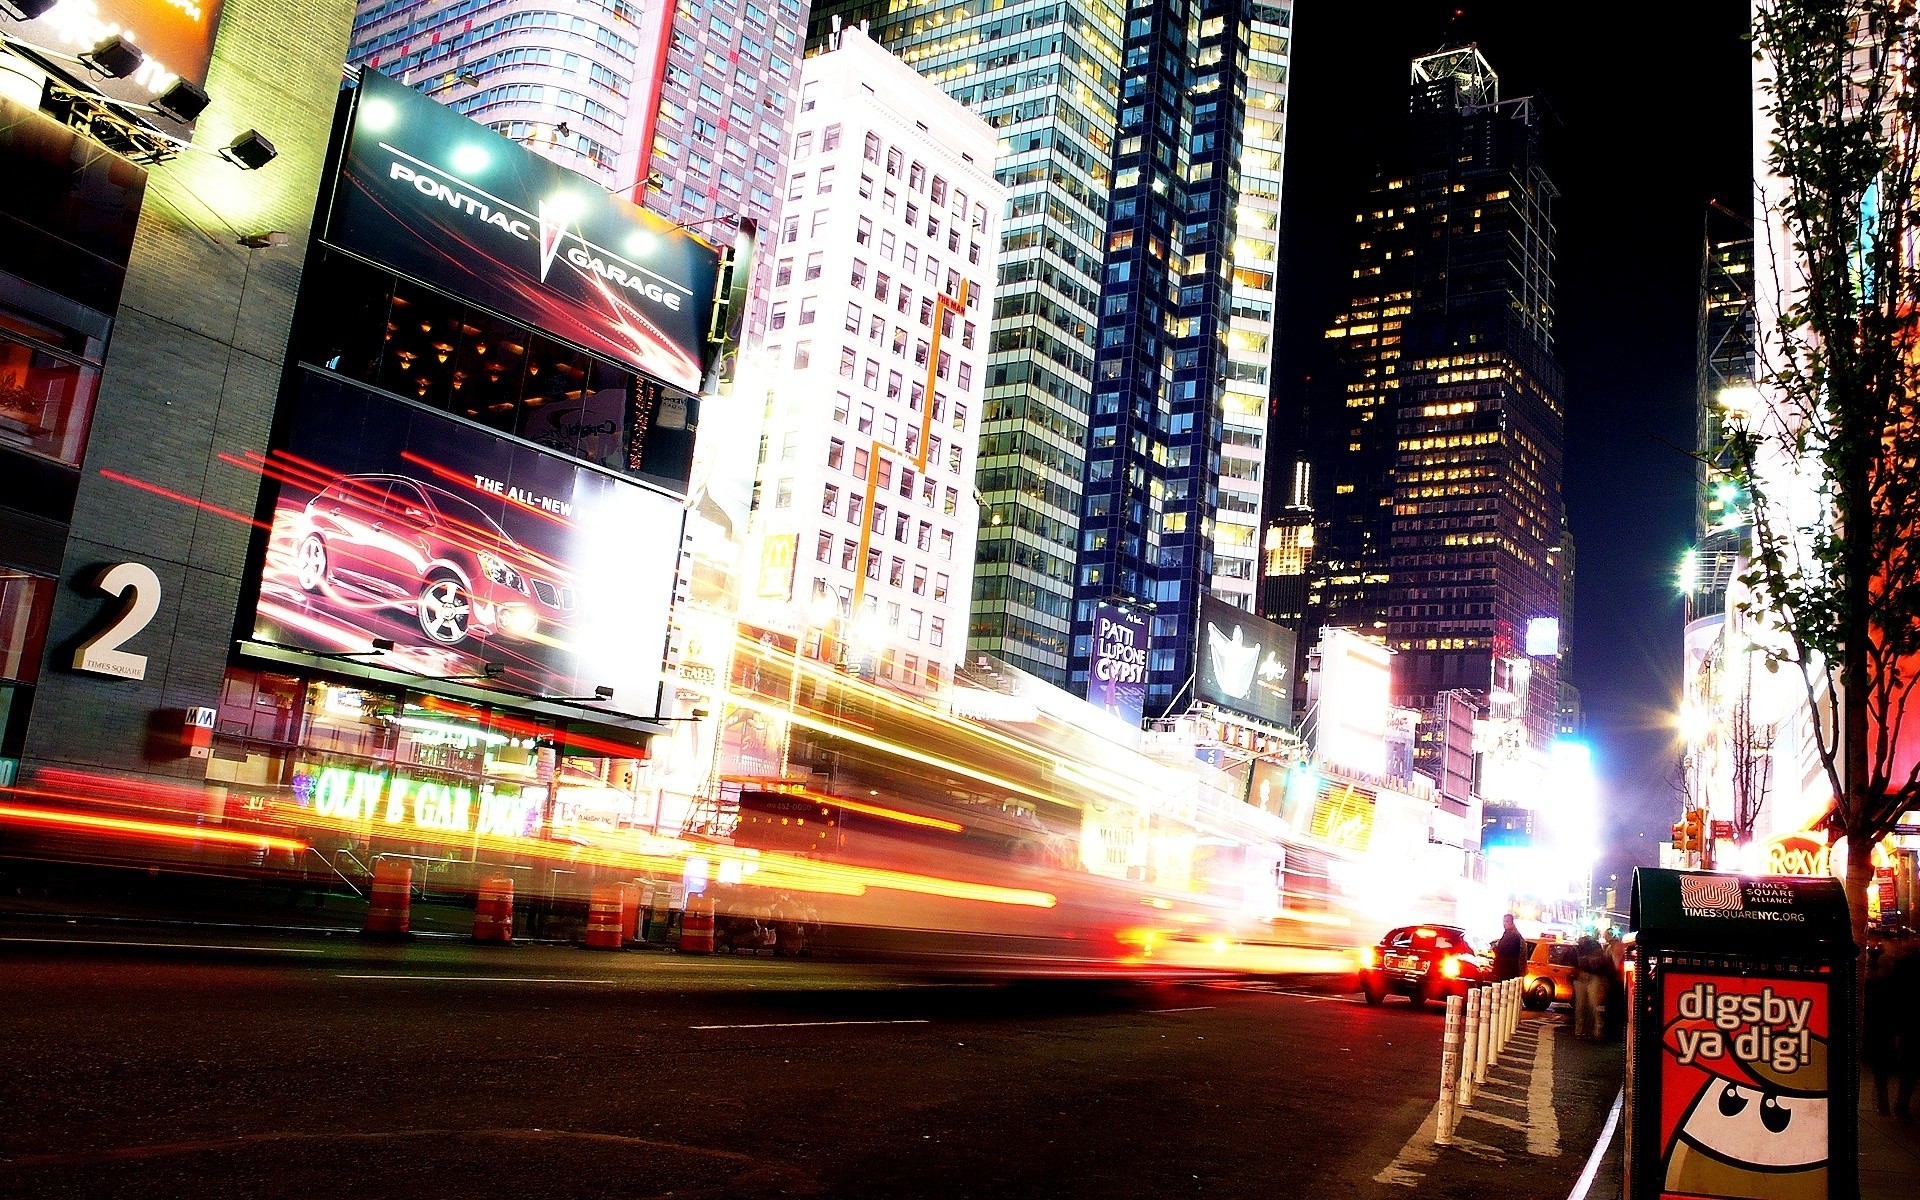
[
  {"xmin": 1309, "ymin": 45, "xmax": 1564, "ymax": 755},
  {"xmin": 740, "ymin": 25, "xmax": 1002, "ymax": 691},
  {"xmin": 811, "ymin": 1, "xmax": 1291, "ymax": 711},
  {"xmin": 806, "ymin": 0, "xmax": 1125, "ymax": 685},
  {"xmin": 1066, "ymin": 0, "xmax": 1292, "ymax": 718}
]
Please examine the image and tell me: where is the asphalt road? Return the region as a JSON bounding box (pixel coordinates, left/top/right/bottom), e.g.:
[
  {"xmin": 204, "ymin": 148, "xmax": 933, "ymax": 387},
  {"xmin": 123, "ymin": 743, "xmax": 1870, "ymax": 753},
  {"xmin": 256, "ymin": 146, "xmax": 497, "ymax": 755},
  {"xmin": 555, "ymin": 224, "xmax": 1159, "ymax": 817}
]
[{"xmin": 0, "ymin": 932, "xmax": 1624, "ymax": 1199}]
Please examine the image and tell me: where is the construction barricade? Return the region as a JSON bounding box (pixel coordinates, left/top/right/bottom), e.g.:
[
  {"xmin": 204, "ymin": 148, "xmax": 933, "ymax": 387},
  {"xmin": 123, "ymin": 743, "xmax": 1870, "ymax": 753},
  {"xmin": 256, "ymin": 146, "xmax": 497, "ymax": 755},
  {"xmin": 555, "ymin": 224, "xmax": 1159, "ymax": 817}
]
[
  {"xmin": 583, "ymin": 883, "xmax": 624, "ymax": 949},
  {"xmin": 679, "ymin": 893, "xmax": 716, "ymax": 953},
  {"xmin": 362, "ymin": 859, "xmax": 412, "ymax": 936},
  {"xmin": 473, "ymin": 876, "xmax": 514, "ymax": 944}
]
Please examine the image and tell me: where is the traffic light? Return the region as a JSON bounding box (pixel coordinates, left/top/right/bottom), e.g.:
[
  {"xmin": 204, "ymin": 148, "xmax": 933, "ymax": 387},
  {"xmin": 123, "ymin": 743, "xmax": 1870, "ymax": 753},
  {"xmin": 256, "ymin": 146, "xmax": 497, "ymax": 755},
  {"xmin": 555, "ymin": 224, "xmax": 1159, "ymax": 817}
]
[
  {"xmin": 1680, "ymin": 809, "xmax": 1707, "ymax": 856},
  {"xmin": 1672, "ymin": 821, "xmax": 1688, "ymax": 852}
]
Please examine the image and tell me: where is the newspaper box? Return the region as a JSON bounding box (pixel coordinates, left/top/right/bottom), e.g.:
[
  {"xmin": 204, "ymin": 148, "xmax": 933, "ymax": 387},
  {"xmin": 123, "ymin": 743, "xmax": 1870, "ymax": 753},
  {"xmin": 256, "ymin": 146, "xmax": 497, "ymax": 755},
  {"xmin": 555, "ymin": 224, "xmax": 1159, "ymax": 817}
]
[{"xmin": 1626, "ymin": 867, "xmax": 1856, "ymax": 1200}]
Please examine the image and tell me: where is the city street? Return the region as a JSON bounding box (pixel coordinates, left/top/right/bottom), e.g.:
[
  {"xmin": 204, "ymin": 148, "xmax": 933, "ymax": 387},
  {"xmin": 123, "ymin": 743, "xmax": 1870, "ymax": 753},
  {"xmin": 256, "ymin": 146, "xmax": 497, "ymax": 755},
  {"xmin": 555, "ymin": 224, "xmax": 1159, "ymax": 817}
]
[{"xmin": 0, "ymin": 930, "xmax": 1624, "ymax": 1199}]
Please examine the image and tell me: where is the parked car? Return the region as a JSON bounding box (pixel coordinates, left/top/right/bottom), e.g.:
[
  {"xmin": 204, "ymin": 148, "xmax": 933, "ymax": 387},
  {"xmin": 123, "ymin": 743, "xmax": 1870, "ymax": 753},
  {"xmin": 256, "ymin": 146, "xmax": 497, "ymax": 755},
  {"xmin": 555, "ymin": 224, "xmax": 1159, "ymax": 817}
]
[
  {"xmin": 293, "ymin": 473, "xmax": 574, "ymax": 648},
  {"xmin": 1523, "ymin": 937, "xmax": 1577, "ymax": 1010},
  {"xmin": 1358, "ymin": 924, "xmax": 1490, "ymax": 1008}
]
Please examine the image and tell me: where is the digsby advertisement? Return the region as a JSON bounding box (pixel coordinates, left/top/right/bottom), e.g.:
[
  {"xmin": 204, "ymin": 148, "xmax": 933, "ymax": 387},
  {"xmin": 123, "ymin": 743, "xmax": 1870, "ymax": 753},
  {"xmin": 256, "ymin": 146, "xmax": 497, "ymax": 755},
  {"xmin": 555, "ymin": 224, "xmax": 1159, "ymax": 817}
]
[
  {"xmin": 1086, "ymin": 602, "xmax": 1147, "ymax": 730},
  {"xmin": 248, "ymin": 373, "xmax": 684, "ymax": 721},
  {"xmin": 326, "ymin": 70, "xmax": 721, "ymax": 392},
  {"xmin": 1196, "ymin": 593, "xmax": 1296, "ymax": 728},
  {"xmin": 1656, "ymin": 966, "xmax": 1830, "ymax": 1198}
]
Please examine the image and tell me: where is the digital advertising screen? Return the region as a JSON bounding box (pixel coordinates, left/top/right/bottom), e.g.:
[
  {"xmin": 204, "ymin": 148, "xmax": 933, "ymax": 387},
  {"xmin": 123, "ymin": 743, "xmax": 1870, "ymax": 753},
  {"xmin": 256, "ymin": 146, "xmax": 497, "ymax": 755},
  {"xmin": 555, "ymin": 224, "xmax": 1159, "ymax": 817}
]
[
  {"xmin": 1196, "ymin": 593, "xmax": 1296, "ymax": 728},
  {"xmin": 1086, "ymin": 602, "xmax": 1147, "ymax": 730},
  {"xmin": 326, "ymin": 70, "xmax": 721, "ymax": 392},
  {"xmin": 248, "ymin": 373, "xmax": 684, "ymax": 721}
]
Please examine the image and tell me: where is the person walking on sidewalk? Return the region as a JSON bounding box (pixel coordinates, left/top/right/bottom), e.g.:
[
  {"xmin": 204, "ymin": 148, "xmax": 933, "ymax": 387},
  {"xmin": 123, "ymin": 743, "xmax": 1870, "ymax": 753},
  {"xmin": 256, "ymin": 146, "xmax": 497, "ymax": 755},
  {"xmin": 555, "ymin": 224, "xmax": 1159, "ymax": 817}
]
[
  {"xmin": 1601, "ymin": 929, "xmax": 1628, "ymax": 1042},
  {"xmin": 1865, "ymin": 936, "xmax": 1920, "ymax": 1118},
  {"xmin": 1572, "ymin": 933, "xmax": 1612, "ymax": 1040},
  {"xmin": 1491, "ymin": 913, "xmax": 1526, "ymax": 982}
]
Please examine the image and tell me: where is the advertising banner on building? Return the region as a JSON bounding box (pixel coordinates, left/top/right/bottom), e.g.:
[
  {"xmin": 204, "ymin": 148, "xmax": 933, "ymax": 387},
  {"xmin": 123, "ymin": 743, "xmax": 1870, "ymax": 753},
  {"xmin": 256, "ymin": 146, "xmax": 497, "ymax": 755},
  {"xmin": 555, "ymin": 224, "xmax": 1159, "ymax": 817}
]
[
  {"xmin": 5, "ymin": 0, "xmax": 225, "ymax": 135},
  {"xmin": 1196, "ymin": 593, "xmax": 1295, "ymax": 728},
  {"xmin": 326, "ymin": 70, "xmax": 721, "ymax": 392},
  {"xmin": 1087, "ymin": 602, "xmax": 1147, "ymax": 729},
  {"xmin": 1655, "ymin": 968, "xmax": 1830, "ymax": 1198},
  {"xmin": 248, "ymin": 373, "xmax": 684, "ymax": 721}
]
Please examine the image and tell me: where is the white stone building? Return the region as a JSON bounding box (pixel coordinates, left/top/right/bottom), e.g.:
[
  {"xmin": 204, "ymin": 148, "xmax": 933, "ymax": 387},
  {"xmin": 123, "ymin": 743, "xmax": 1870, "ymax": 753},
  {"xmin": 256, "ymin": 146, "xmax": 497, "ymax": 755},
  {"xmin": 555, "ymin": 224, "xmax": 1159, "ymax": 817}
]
[{"xmin": 740, "ymin": 24, "xmax": 1002, "ymax": 694}]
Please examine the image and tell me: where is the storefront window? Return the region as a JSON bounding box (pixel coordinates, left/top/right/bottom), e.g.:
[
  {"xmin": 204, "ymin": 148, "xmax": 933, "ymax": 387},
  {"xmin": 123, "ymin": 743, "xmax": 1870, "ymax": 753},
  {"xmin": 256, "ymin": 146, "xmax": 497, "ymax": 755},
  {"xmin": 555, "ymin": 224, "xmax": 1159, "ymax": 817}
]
[
  {"xmin": 204, "ymin": 668, "xmax": 654, "ymax": 868},
  {"xmin": 0, "ymin": 570, "xmax": 53, "ymax": 684},
  {"xmin": 0, "ymin": 309, "xmax": 101, "ymax": 467},
  {"xmin": 295, "ymin": 253, "xmax": 696, "ymax": 490}
]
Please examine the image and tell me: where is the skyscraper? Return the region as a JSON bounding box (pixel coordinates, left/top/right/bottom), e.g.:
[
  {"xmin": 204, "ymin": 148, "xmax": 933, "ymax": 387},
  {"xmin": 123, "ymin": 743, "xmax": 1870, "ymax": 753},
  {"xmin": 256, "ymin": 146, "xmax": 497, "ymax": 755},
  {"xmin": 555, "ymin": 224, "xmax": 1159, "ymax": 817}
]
[
  {"xmin": 805, "ymin": 0, "xmax": 1123, "ymax": 685},
  {"xmin": 813, "ymin": 0, "xmax": 1291, "ymax": 710},
  {"xmin": 741, "ymin": 25, "xmax": 1002, "ymax": 690},
  {"xmin": 1697, "ymin": 206, "xmax": 1755, "ymax": 537},
  {"xmin": 1066, "ymin": 0, "xmax": 1292, "ymax": 718},
  {"xmin": 1309, "ymin": 46, "xmax": 1564, "ymax": 756}
]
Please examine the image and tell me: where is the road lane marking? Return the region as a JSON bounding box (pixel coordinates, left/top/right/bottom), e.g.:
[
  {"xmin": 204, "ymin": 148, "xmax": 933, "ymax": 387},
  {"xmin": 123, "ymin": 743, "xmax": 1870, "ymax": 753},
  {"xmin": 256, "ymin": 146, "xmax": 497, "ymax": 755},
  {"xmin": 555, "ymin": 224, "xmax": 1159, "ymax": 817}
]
[
  {"xmin": 1, "ymin": 937, "xmax": 323, "ymax": 954},
  {"xmin": 1146, "ymin": 1006, "xmax": 1216, "ymax": 1014},
  {"xmin": 1375, "ymin": 1101, "xmax": 1506, "ymax": 1186},
  {"xmin": 335, "ymin": 974, "xmax": 616, "ymax": 984},
  {"xmin": 689, "ymin": 1019, "xmax": 931, "ymax": 1030},
  {"xmin": 1565, "ymin": 1087, "xmax": 1624, "ymax": 1200},
  {"xmin": 1526, "ymin": 1020, "xmax": 1561, "ymax": 1156},
  {"xmin": 1269, "ymin": 991, "xmax": 1366, "ymax": 1004}
]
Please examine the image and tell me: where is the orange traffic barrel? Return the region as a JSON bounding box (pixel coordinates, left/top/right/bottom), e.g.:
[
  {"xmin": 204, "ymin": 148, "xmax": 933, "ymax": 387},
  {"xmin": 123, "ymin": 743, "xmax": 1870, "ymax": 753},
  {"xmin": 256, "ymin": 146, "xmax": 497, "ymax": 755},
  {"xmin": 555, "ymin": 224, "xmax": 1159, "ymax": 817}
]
[
  {"xmin": 583, "ymin": 883, "xmax": 624, "ymax": 950},
  {"xmin": 678, "ymin": 893, "xmax": 716, "ymax": 953},
  {"xmin": 473, "ymin": 875, "xmax": 514, "ymax": 944},
  {"xmin": 363, "ymin": 859, "xmax": 412, "ymax": 936},
  {"xmin": 617, "ymin": 881, "xmax": 642, "ymax": 944}
]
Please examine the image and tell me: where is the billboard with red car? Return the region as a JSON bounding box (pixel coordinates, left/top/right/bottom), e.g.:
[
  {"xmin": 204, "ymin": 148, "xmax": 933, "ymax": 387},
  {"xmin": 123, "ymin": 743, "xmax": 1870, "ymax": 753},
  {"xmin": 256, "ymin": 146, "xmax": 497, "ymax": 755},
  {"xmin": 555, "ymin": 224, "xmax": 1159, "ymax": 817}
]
[{"xmin": 248, "ymin": 372, "xmax": 683, "ymax": 720}]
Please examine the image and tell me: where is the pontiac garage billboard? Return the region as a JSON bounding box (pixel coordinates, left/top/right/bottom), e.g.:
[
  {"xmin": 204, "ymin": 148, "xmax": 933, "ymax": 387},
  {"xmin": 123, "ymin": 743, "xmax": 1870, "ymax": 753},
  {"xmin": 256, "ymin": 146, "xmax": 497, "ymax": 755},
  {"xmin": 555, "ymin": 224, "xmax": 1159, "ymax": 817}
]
[
  {"xmin": 249, "ymin": 373, "xmax": 683, "ymax": 720},
  {"xmin": 325, "ymin": 70, "xmax": 720, "ymax": 392}
]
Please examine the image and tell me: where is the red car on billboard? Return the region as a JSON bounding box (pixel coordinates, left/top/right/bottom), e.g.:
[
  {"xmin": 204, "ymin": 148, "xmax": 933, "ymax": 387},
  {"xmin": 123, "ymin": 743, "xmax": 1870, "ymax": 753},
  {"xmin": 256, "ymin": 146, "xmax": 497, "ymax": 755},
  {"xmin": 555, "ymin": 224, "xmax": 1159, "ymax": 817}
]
[{"xmin": 291, "ymin": 472, "xmax": 574, "ymax": 649}]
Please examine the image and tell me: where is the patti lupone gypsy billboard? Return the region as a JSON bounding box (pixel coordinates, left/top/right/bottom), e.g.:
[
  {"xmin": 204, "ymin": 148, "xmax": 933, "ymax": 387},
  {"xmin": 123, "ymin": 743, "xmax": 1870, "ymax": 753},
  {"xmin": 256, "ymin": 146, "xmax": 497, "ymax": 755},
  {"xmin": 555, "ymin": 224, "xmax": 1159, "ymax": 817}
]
[
  {"xmin": 325, "ymin": 69, "xmax": 720, "ymax": 392},
  {"xmin": 248, "ymin": 372, "xmax": 684, "ymax": 721}
]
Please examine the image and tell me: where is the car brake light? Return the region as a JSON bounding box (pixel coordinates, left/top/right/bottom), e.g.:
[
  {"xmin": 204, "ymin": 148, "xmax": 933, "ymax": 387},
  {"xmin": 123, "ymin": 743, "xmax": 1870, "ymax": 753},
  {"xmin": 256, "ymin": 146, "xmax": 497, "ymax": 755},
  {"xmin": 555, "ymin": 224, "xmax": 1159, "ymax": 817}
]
[
  {"xmin": 1440, "ymin": 955, "xmax": 1462, "ymax": 979},
  {"xmin": 1359, "ymin": 946, "xmax": 1377, "ymax": 968}
]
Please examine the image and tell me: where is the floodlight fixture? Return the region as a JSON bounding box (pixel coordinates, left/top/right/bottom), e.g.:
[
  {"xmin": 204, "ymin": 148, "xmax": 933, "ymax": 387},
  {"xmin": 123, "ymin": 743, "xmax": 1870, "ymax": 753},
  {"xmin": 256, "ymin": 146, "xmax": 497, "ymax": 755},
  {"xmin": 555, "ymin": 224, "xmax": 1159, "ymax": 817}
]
[
  {"xmin": 152, "ymin": 78, "xmax": 210, "ymax": 123},
  {"xmin": 220, "ymin": 129, "xmax": 277, "ymax": 170},
  {"xmin": 81, "ymin": 35, "xmax": 145, "ymax": 80}
]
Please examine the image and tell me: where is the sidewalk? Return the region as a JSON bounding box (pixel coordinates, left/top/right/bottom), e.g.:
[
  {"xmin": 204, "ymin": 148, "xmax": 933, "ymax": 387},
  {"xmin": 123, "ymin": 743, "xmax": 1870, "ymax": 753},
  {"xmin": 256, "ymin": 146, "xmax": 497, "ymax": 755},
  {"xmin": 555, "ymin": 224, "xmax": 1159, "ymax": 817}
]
[{"xmin": 1859, "ymin": 1078, "xmax": 1920, "ymax": 1200}]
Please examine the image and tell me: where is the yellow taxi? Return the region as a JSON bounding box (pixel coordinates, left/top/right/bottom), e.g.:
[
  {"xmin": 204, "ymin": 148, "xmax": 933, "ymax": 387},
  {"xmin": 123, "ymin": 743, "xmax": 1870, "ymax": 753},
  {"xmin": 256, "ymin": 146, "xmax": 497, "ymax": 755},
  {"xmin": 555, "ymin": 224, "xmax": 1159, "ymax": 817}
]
[{"xmin": 1522, "ymin": 937, "xmax": 1576, "ymax": 1010}]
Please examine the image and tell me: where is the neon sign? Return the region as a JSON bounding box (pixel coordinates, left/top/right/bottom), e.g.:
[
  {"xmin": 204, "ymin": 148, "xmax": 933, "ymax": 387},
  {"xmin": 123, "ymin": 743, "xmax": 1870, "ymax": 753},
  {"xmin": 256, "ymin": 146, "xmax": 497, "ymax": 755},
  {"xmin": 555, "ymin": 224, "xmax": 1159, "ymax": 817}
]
[{"xmin": 307, "ymin": 766, "xmax": 539, "ymax": 838}]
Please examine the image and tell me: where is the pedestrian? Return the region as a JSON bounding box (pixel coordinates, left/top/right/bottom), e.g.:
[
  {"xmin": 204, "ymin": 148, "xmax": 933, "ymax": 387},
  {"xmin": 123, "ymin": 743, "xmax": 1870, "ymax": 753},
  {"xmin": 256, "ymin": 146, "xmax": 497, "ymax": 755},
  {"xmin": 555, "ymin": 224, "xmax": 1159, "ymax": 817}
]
[
  {"xmin": 1572, "ymin": 933, "xmax": 1611, "ymax": 1040},
  {"xmin": 1491, "ymin": 913, "xmax": 1526, "ymax": 982},
  {"xmin": 1601, "ymin": 929, "xmax": 1627, "ymax": 1042},
  {"xmin": 1866, "ymin": 937, "xmax": 1920, "ymax": 1119}
]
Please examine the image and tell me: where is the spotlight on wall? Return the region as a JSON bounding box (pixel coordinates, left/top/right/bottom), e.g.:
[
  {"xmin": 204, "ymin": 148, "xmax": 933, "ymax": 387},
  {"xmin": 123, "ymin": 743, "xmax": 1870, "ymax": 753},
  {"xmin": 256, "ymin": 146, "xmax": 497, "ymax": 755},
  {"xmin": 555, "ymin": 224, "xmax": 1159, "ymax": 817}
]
[
  {"xmin": 238, "ymin": 230, "xmax": 288, "ymax": 249},
  {"xmin": 220, "ymin": 129, "xmax": 278, "ymax": 170},
  {"xmin": 152, "ymin": 78, "xmax": 211, "ymax": 123},
  {"xmin": 81, "ymin": 35, "xmax": 145, "ymax": 80},
  {"xmin": 2, "ymin": 0, "xmax": 61, "ymax": 20}
]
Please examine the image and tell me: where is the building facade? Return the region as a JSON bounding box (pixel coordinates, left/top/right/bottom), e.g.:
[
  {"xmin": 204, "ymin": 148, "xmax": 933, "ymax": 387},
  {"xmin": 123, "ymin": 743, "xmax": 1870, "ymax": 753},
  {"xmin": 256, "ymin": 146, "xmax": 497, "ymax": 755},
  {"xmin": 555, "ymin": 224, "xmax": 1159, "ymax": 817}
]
[
  {"xmin": 1309, "ymin": 46, "xmax": 1565, "ymax": 759},
  {"xmin": 740, "ymin": 25, "xmax": 1001, "ymax": 691},
  {"xmin": 1065, "ymin": 0, "xmax": 1292, "ymax": 720},
  {"xmin": 808, "ymin": 0, "xmax": 1125, "ymax": 686}
]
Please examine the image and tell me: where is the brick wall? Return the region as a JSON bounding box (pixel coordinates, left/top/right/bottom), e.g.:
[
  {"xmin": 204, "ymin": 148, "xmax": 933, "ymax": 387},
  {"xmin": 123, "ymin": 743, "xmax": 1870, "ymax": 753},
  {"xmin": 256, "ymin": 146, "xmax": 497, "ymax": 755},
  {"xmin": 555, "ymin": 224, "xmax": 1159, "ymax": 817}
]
[{"xmin": 21, "ymin": 0, "xmax": 358, "ymax": 784}]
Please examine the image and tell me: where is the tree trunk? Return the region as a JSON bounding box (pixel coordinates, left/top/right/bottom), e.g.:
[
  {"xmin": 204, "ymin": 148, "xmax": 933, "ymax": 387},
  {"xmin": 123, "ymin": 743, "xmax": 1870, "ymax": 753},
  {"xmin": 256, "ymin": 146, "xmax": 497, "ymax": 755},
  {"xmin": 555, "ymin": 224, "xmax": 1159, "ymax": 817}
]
[{"xmin": 1845, "ymin": 829, "xmax": 1874, "ymax": 954}]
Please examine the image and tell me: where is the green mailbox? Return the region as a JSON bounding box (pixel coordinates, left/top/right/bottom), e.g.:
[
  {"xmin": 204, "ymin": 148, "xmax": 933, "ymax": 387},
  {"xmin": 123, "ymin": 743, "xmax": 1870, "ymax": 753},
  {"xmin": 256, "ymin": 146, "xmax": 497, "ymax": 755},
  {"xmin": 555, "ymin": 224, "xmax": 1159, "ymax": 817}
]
[{"xmin": 1626, "ymin": 867, "xmax": 1856, "ymax": 1200}]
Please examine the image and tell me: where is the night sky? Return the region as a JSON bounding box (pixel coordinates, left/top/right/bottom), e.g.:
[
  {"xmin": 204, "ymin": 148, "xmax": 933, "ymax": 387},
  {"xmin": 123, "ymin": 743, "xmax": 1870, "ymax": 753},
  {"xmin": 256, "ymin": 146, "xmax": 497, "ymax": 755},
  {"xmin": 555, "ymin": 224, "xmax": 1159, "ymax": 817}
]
[{"xmin": 1277, "ymin": 1, "xmax": 1753, "ymax": 887}]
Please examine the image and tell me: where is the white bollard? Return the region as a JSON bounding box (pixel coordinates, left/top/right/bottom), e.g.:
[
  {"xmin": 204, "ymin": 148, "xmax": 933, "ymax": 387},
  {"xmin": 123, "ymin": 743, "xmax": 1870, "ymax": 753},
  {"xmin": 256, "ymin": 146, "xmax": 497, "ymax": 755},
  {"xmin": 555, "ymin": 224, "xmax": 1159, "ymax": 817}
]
[
  {"xmin": 1474, "ymin": 983, "xmax": 1492, "ymax": 1083},
  {"xmin": 1458, "ymin": 986, "xmax": 1479, "ymax": 1107},
  {"xmin": 1509, "ymin": 978, "xmax": 1519, "ymax": 1039},
  {"xmin": 1436, "ymin": 993, "xmax": 1464, "ymax": 1145}
]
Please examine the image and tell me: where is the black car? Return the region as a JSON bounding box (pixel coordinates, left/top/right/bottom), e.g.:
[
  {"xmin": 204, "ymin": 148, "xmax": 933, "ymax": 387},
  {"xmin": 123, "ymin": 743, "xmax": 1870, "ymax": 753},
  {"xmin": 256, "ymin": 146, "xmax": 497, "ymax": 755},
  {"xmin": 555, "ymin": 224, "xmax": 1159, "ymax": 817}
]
[{"xmin": 1358, "ymin": 924, "xmax": 1488, "ymax": 1008}]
